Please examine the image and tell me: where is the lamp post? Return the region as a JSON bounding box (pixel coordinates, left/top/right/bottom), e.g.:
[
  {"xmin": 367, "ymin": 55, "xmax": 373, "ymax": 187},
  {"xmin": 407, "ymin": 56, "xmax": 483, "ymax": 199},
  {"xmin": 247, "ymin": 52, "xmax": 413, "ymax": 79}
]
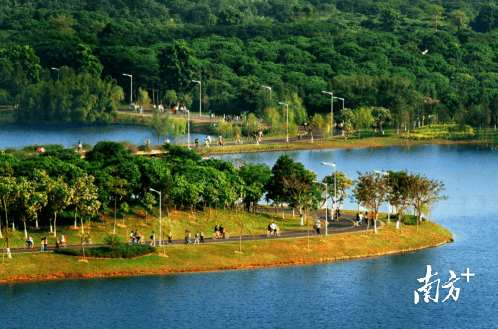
[
  {"xmin": 322, "ymin": 91, "xmax": 334, "ymax": 135},
  {"xmin": 123, "ymin": 74, "xmax": 133, "ymax": 104},
  {"xmin": 149, "ymin": 188, "xmax": 162, "ymax": 247},
  {"xmin": 278, "ymin": 102, "xmax": 289, "ymax": 143},
  {"xmin": 313, "ymin": 180, "xmax": 328, "ymax": 236},
  {"xmin": 334, "ymin": 97, "xmax": 345, "ymax": 112},
  {"xmin": 262, "ymin": 86, "xmax": 272, "ymax": 99},
  {"xmin": 321, "ymin": 162, "xmax": 336, "ymax": 220},
  {"xmin": 192, "ymin": 80, "xmax": 201, "ymax": 116},
  {"xmin": 374, "ymin": 170, "xmax": 390, "ymax": 224}
]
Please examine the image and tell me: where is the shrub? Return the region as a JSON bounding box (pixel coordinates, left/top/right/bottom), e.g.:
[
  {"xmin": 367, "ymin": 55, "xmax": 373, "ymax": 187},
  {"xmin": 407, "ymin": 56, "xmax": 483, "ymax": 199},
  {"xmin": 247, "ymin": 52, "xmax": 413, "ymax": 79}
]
[
  {"xmin": 400, "ymin": 124, "xmax": 474, "ymax": 140},
  {"xmin": 402, "ymin": 214, "xmax": 417, "ymax": 225},
  {"xmin": 54, "ymin": 244, "xmax": 155, "ymax": 258}
]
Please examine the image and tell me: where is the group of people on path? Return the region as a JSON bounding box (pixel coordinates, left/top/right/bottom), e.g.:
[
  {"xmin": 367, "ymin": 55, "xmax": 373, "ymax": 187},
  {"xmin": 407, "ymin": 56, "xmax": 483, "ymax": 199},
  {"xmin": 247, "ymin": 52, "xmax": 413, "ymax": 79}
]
[
  {"xmin": 355, "ymin": 211, "xmax": 376, "ymax": 227},
  {"xmin": 184, "ymin": 230, "xmax": 205, "ymax": 244}
]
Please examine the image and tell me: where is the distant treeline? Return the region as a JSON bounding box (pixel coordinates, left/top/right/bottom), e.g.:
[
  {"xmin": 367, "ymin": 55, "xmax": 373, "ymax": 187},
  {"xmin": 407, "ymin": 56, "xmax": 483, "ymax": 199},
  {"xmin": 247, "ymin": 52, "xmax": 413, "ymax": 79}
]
[{"xmin": 2, "ymin": 0, "xmax": 498, "ymax": 127}]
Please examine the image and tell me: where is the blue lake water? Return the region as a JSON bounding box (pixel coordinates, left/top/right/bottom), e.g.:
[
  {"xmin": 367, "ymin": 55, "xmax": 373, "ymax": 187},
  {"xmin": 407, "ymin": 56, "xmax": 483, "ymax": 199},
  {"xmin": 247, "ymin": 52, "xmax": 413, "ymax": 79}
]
[
  {"xmin": 1, "ymin": 145, "xmax": 497, "ymax": 328},
  {"xmin": 0, "ymin": 123, "xmax": 209, "ymax": 149}
]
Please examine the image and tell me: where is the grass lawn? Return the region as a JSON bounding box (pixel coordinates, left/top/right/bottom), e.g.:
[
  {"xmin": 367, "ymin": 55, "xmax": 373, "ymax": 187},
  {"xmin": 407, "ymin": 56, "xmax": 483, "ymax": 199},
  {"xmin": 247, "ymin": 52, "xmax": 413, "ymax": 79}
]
[
  {"xmin": 1, "ymin": 207, "xmax": 313, "ymax": 249},
  {"xmin": 0, "ymin": 220, "xmax": 453, "ymax": 283}
]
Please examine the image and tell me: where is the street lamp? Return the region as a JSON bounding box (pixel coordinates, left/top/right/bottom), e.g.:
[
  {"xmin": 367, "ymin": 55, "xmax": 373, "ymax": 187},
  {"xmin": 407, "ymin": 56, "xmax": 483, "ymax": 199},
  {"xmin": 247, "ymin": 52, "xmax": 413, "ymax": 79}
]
[
  {"xmin": 278, "ymin": 102, "xmax": 289, "ymax": 143},
  {"xmin": 313, "ymin": 180, "xmax": 328, "ymax": 236},
  {"xmin": 149, "ymin": 188, "xmax": 162, "ymax": 247},
  {"xmin": 123, "ymin": 74, "xmax": 133, "ymax": 104},
  {"xmin": 321, "ymin": 162, "xmax": 337, "ymax": 220},
  {"xmin": 262, "ymin": 86, "xmax": 272, "ymax": 99},
  {"xmin": 322, "ymin": 91, "xmax": 334, "ymax": 135},
  {"xmin": 192, "ymin": 80, "xmax": 201, "ymax": 116},
  {"xmin": 374, "ymin": 170, "xmax": 390, "ymax": 224},
  {"xmin": 334, "ymin": 97, "xmax": 345, "ymax": 112}
]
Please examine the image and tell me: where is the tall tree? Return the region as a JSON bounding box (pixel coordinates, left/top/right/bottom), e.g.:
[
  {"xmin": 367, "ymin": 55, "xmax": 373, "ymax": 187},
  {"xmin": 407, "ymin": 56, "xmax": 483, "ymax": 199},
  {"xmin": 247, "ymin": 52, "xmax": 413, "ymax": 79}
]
[
  {"xmin": 158, "ymin": 41, "xmax": 197, "ymax": 96},
  {"xmin": 353, "ymin": 172, "xmax": 391, "ymax": 234},
  {"xmin": 266, "ymin": 155, "xmax": 319, "ymax": 225},
  {"xmin": 46, "ymin": 176, "xmax": 73, "ymax": 237},
  {"xmin": 408, "ymin": 174, "xmax": 448, "ymax": 231}
]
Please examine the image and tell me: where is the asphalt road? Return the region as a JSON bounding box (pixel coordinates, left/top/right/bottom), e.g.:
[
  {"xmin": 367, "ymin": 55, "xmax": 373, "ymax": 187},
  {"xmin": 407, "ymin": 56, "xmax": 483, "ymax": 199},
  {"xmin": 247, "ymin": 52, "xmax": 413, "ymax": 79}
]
[{"xmin": 2, "ymin": 211, "xmax": 384, "ymax": 255}]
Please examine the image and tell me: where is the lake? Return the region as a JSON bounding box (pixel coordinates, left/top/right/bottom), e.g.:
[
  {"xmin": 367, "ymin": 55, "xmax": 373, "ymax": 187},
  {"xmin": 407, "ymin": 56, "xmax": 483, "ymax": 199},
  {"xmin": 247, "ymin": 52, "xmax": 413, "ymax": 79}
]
[
  {"xmin": 1, "ymin": 145, "xmax": 497, "ymax": 328},
  {"xmin": 0, "ymin": 123, "xmax": 209, "ymax": 149}
]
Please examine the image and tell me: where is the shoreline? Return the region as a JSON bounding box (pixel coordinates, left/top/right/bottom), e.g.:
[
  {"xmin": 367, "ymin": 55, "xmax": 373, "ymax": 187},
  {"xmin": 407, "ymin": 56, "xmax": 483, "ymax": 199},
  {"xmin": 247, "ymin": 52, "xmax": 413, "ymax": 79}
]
[
  {"xmin": 199, "ymin": 139, "xmax": 483, "ymax": 156},
  {"xmin": 0, "ymin": 221, "xmax": 454, "ymax": 284}
]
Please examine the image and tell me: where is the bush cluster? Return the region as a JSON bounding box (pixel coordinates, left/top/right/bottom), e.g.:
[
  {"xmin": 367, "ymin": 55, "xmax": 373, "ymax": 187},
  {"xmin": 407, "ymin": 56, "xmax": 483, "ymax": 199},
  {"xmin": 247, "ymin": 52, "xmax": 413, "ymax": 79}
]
[
  {"xmin": 400, "ymin": 124, "xmax": 474, "ymax": 140},
  {"xmin": 54, "ymin": 244, "xmax": 156, "ymax": 258}
]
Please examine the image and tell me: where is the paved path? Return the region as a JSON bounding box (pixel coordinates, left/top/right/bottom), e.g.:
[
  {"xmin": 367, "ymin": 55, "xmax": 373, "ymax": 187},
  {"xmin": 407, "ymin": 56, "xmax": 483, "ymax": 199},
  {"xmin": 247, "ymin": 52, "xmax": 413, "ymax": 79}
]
[{"xmin": 2, "ymin": 211, "xmax": 383, "ymax": 255}]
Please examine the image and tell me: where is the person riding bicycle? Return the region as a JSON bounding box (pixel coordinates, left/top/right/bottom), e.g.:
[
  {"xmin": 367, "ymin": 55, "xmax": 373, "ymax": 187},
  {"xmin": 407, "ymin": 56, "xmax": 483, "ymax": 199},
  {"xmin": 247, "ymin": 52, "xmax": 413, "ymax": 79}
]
[
  {"xmin": 195, "ymin": 137, "xmax": 199, "ymax": 147},
  {"xmin": 25, "ymin": 236, "xmax": 33, "ymax": 248},
  {"xmin": 270, "ymin": 221, "xmax": 278, "ymax": 234},
  {"xmin": 218, "ymin": 136, "xmax": 223, "ymax": 147}
]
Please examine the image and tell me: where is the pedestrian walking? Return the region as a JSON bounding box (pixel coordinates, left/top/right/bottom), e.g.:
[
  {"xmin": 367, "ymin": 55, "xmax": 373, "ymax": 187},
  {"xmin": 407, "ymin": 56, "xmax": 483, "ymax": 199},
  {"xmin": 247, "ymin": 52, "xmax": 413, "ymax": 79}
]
[
  {"xmin": 359, "ymin": 213, "xmax": 363, "ymax": 226},
  {"xmin": 194, "ymin": 231, "xmax": 200, "ymax": 244},
  {"xmin": 200, "ymin": 230, "xmax": 205, "ymax": 243},
  {"xmin": 184, "ymin": 230, "xmax": 188, "ymax": 244},
  {"xmin": 316, "ymin": 222, "xmax": 321, "ymax": 235},
  {"xmin": 44, "ymin": 237, "xmax": 48, "ymax": 251},
  {"xmin": 55, "ymin": 236, "xmax": 60, "ymax": 250},
  {"xmin": 187, "ymin": 231, "xmax": 192, "ymax": 244},
  {"xmin": 356, "ymin": 213, "xmax": 360, "ymax": 227},
  {"xmin": 336, "ymin": 208, "xmax": 341, "ymax": 221},
  {"xmin": 168, "ymin": 231, "xmax": 172, "ymax": 244},
  {"xmin": 40, "ymin": 237, "xmax": 44, "ymax": 251},
  {"xmin": 150, "ymin": 231, "xmax": 155, "ymax": 246}
]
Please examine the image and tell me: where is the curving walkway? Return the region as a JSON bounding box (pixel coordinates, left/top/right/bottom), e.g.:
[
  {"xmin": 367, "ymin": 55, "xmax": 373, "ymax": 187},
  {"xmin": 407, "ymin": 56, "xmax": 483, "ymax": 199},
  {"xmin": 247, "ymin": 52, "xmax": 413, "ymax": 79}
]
[{"xmin": 2, "ymin": 211, "xmax": 384, "ymax": 255}]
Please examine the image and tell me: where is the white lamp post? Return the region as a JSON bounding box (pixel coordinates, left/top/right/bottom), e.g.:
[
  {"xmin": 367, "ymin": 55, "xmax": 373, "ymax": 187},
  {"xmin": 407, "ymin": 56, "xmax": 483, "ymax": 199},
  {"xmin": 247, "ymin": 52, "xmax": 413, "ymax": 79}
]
[
  {"xmin": 123, "ymin": 73, "xmax": 133, "ymax": 104},
  {"xmin": 278, "ymin": 102, "xmax": 289, "ymax": 143},
  {"xmin": 322, "ymin": 91, "xmax": 334, "ymax": 135},
  {"xmin": 334, "ymin": 97, "xmax": 345, "ymax": 112},
  {"xmin": 313, "ymin": 180, "xmax": 328, "ymax": 236},
  {"xmin": 149, "ymin": 188, "xmax": 162, "ymax": 246},
  {"xmin": 262, "ymin": 86, "xmax": 272, "ymax": 99},
  {"xmin": 321, "ymin": 162, "xmax": 337, "ymax": 220},
  {"xmin": 374, "ymin": 170, "xmax": 390, "ymax": 224},
  {"xmin": 192, "ymin": 80, "xmax": 201, "ymax": 116}
]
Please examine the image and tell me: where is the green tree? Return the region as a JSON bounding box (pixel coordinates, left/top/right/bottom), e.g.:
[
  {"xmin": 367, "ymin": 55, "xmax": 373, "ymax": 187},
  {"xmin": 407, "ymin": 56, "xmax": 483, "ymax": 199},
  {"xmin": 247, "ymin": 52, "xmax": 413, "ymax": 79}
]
[
  {"xmin": 353, "ymin": 172, "xmax": 391, "ymax": 235},
  {"xmin": 46, "ymin": 176, "xmax": 73, "ymax": 237},
  {"xmin": 16, "ymin": 176, "xmax": 47, "ymax": 238},
  {"xmin": 164, "ymin": 90, "xmax": 178, "ymax": 109},
  {"xmin": 429, "ymin": 5, "xmax": 444, "ymax": 32},
  {"xmin": 449, "ymin": 10, "xmax": 468, "ymax": 31},
  {"xmin": 386, "ymin": 171, "xmax": 416, "ymax": 229},
  {"xmin": 106, "ymin": 170, "xmax": 128, "ymax": 234},
  {"xmin": 266, "ymin": 155, "xmax": 319, "ymax": 225},
  {"xmin": 408, "ymin": 174, "xmax": 448, "ymax": 231},
  {"xmin": 0, "ymin": 176, "xmax": 18, "ymax": 258},
  {"xmin": 371, "ymin": 107, "xmax": 391, "ymax": 133},
  {"xmin": 239, "ymin": 163, "xmax": 271, "ymax": 213},
  {"xmin": 72, "ymin": 173, "xmax": 99, "ymax": 234},
  {"xmin": 158, "ymin": 41, "xmax": 197, "ymax": 95},
  {"xmin": 140, "ymin": 192, "xmax": 156, "ymax": 225},
  {"xmin": 323, "ymin": 172, "xmax": 353, "ymax": 210}
]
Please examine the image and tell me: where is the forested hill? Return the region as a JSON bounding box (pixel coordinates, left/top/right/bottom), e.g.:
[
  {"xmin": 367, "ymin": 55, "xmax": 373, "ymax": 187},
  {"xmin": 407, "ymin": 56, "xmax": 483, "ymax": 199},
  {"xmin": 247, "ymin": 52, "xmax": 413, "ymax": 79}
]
[{"xmin": 2, "ymin": 0, "xmax": 498, "ymax": 127}]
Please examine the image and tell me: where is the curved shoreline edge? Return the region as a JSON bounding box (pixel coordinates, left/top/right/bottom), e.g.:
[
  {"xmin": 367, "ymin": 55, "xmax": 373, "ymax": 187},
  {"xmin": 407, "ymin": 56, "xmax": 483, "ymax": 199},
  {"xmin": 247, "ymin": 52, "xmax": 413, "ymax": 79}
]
[{"xmin": 0, "ymin": 222, "xmax": 453, "ymax": 284}]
